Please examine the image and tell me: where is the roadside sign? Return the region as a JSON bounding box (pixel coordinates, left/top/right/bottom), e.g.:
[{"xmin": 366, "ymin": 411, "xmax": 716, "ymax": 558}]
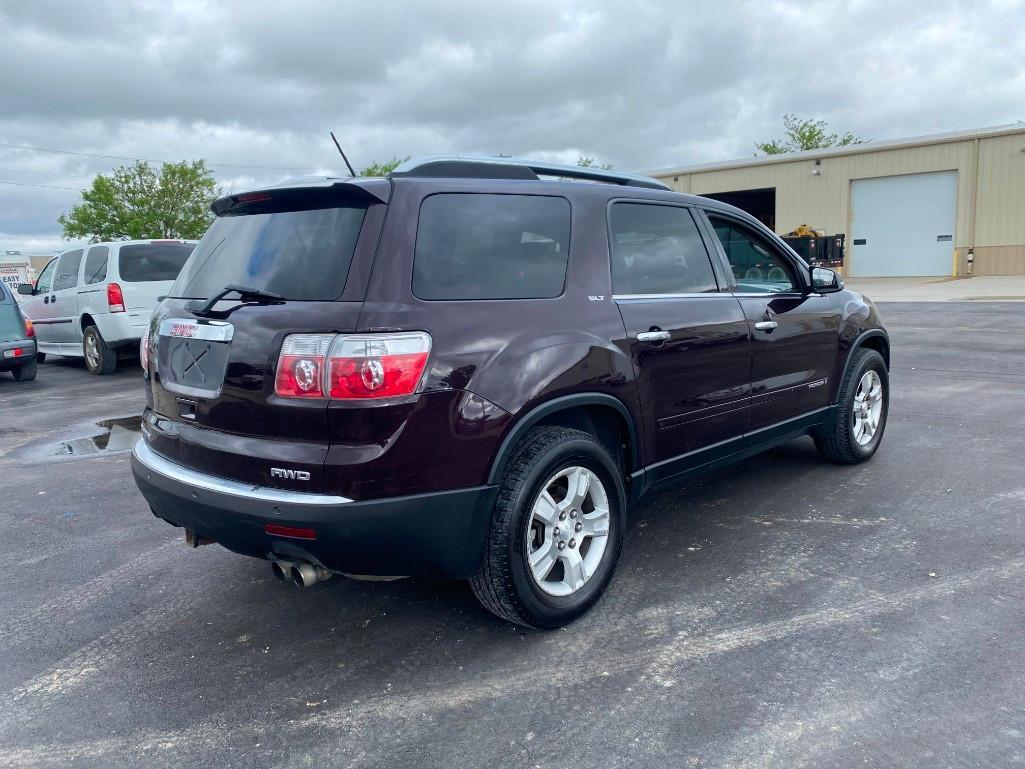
[{"xmin": 0, "ymin": 263, "xmax": 30, "ymax": 295}]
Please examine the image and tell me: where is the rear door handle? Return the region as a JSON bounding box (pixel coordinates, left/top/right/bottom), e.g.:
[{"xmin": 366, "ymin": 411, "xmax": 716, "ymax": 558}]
[
  {"xmin": 636, "ymin": 330, "xmax": 671, "ymax": 343},
  {"xmin": 754, "ymin": 321, "xmax": 778, "ymax": 331}
]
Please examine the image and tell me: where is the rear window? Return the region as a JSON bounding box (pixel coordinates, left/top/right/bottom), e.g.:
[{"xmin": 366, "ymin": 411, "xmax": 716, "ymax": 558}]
[
  {"xmin": 119, "ymin": 243, "xmax": 195, "ymax": 283},
  {"xmin": 413, "ymin": 193, "xmax": 571, "ymax": 300},
  {"xmin": 169, "ymin": 206, "xmax": 366, "ymax": 301}
]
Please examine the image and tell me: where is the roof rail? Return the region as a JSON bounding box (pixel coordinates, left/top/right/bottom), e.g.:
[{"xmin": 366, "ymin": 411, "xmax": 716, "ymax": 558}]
[{"xmin": 389, "ymin": 155, "xmax": 671, "ymax": 191}]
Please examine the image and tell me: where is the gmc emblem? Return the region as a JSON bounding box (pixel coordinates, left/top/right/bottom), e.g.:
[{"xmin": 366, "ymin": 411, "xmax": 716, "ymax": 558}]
[
  {"xmin": 271, "ymin": 467, "xmax": 311, "ymax": 481},
  {"xmin": 169, "ymin": 322, "xmax": 198, "ymax": 338}
]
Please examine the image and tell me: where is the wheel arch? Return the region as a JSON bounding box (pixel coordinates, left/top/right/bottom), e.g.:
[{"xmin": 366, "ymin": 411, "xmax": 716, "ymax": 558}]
[
  {"xmin": 486, "ymin": 393, "xmax": 639, "ymax": 486},
  {"xmin": 836, "ymin": 328, "xmax": 890, "ymax": 405}
]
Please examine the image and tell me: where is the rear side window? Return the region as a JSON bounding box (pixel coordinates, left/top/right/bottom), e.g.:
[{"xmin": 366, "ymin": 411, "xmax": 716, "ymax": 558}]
[
  {"xmin": 170, "ymin": 207, "xmax": 366, "ymax": 300},
  {"xmin": 83, "ymin": 246, "xmax": 109, "ymax": 285},
  {"xmin": 0, "ymin": 285, "xmax": 23, "ymax": 342},
  {"xmin": 609, "ymin": 204, "xmax": 718, "ymax": 295},
  {"xmin": 413, "ymin": 194, "xmax": 571, "ymax": 300},
  {"xmin": 53, "ymin": 249, "xmax": 84, "ymax": 291},
  {"xmin": 119, "ymin": 243, "xmax": 195, "ymax": 283}
]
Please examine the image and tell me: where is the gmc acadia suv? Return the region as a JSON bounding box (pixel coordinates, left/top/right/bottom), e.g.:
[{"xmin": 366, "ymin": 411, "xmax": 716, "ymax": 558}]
[{"xmin": 131, "ymin": 156, "xmax": 890, "ymax": 628}]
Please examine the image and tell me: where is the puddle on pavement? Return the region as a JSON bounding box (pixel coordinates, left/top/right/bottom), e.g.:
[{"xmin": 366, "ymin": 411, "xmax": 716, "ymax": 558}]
[{"xmin": 53, "ymin": 416, "xmax": 142, "ymax": 456}]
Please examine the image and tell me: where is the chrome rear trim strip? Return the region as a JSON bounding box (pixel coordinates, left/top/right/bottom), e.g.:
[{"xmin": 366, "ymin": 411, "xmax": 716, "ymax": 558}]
[{"xmin": 132, "ymin": 439, "xmax": 352, "ymax": 506}]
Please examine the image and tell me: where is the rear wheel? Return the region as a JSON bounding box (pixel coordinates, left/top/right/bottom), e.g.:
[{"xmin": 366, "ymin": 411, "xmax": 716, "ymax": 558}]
[
  {"xmin": 83, "ymin": 325, "xmax": 117, "ymax": 375},
  {"xmin": 813, "ymin": 348, "xmax": 888, "ymax": 464},
  {"xmin": 12, "ymin": 360, "xmax": 37, "ymax": 381},
  {"xmin": 471, "ymin": 426, "xmax": 625, "ymax": 629}
]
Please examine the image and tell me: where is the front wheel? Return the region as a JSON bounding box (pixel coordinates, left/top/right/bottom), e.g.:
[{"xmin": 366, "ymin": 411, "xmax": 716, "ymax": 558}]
[
  {"xmin": 471, "ymin": 426, "xmax": 625, "ymax": 629},
  {"xmin": 813, "ymin": 348, "xmax": 888, "ymax": 464},
  {"xmin": 83, "ymin": 325, "xmax": 118, "ymax": 375}
]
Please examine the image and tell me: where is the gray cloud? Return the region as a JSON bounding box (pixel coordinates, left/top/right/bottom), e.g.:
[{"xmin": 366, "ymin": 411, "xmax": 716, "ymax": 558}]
[{"xmin": 1, "ymin": 0, "xmax": 1023, "ymax": 251}]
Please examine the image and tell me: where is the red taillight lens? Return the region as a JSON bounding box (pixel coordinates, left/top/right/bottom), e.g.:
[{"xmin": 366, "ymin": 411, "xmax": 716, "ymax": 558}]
[
  {"xmin": 24, "ymin": 318, "xmax": 34, "ymax": 338},
  {"xmin": 264, "ymin": 523, "xmax": 316, "ymax": 540},
  {"xmin": 107, "ymin": 282, "xmax": 125, "ymax": 313},
  {"xmin": 328, "ymin": 333, "xmax": 431, "ymax": 399},
  {"xmin": 274, "ymin": 332, "xmax": 432, "ymax": 400},
  {"xmin": 274, "ymin": 334, "xmax": 333, "ymax": 398}
]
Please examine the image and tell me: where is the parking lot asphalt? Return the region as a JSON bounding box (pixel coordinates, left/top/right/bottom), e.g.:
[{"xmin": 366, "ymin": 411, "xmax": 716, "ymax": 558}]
[{"xmin": 1, "ymin": 302, "xmax": 1023, "ymax": 769}]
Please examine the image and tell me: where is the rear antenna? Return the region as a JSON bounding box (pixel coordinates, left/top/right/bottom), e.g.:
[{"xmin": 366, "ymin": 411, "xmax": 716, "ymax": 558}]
[{"xmin": 330, "ymin": 132, "xmax": 357, "ymax": 177}]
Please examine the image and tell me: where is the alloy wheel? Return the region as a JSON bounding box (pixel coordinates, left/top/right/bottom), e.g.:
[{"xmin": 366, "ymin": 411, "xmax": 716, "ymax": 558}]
[
  {"xmin": 852, "ymin": 370, "xmax": 884, "ymax": 446},
  {"xmin": 526, "ymin": 466, "xmax": 610, "ymax": 597}
]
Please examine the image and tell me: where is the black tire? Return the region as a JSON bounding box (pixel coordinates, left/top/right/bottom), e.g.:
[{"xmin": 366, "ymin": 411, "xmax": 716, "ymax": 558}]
[
  {"xmin": 813, "ymin": 348, "xmax": 888, "ymax": 464},
  {"xmin": 83, "ymin": 325, "xmax": 117, "ymax": 375},
  {"xmin": 12, "ymin": 359, "xmax": 37, "ymax": 381},
  {"xmin": 35, "ymin": 351, "xmax": 46, "ymax": 363},
  {"xmin": 470, "ymin": 426, "xmax": 625, "ymax": 629}
]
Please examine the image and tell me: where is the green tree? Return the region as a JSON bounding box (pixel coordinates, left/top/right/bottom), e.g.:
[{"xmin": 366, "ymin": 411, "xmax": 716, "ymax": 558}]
[
  {"xmin": 59, "ymin": 160, "xmax": 218, "ymax": 241},
  {"xmin": 755, "ymin": 114, "xmax": 868, "ymax": 155},
  {"xmin": 577, "ymin": 155, "xmax": 614, "ymax": 170},
  {"xmin": 360, "ymin": 156, "xmax": 410, "ymax": 176}
]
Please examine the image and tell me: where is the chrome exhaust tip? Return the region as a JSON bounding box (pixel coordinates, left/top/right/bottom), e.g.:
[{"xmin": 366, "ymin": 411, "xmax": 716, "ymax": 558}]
[
  {"xmin": 271, "ymin": 559, "xmax": 296, "ymax": 582},
  {"xmin": 290, "ymin": 562, "xmax": 332, "ymax": 588}
]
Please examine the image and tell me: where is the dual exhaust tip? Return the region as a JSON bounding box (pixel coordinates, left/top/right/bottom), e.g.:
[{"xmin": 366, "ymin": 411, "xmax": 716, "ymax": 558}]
[{"xmin": 271, "ymin": 559, "xmax": 332, "ymax": 588}]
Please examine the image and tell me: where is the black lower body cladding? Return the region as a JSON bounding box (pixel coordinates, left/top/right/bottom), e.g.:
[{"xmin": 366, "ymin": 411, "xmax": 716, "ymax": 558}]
[{"xmin": 131, "ymin": 440, "xmax": 499, "ymax": 579}]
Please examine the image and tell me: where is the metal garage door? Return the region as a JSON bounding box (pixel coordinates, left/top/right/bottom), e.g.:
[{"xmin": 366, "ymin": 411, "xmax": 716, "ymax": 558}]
[{"xmin": 850, "ymin": 171, "xmax": 957, "ymax": 277}]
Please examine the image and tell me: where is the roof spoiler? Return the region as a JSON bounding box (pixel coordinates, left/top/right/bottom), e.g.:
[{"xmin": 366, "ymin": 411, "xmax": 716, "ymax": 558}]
[
  {"xmin": 389, "ymin": 155, "xmax": 671, "ymax": 191},
  {"xmin": 210, "ymin": 178, "xmax": 388, "ymax": 216}
]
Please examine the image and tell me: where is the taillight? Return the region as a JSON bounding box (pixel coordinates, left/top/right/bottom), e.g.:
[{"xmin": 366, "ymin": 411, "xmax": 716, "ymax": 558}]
[
  {"xmin": 23, "ymin": 318, "xmax": 33, "ymax": 338},
  {"xmin": 328, "ymin": 333, "xmax": 431, "ymax": 399},
  {"xmin": 140, "ymin": 328, "xmax": 150, "ymax": 373},
  {"xmin": 274, "ymin": 332, "xmax": 432, "ymax": 401},
  {"xmin": 107, "ymin": 282, "xmax": 125, "ymax": 313},
  {"xmin": 274, "ymin": 334, "xmax": 333, "ymax": 398}
]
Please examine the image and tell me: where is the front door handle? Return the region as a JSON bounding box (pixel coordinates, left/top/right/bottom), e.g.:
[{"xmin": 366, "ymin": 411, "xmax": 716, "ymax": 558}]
[
  {"xmin": 754, "ymin": 320, "xmax": 778, "ymax": 331},
  {"xmin": 636, "ymin": 330, "xmax": 671, "ymax": 343}
]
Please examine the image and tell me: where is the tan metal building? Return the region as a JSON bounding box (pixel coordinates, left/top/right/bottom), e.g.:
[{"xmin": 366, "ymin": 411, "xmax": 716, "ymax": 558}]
[{"xmin": 647, "ymin": 124, "xmax": 1025, "ymax": 277}]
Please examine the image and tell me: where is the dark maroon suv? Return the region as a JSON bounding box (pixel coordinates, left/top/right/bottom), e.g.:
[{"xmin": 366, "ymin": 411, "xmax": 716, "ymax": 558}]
[{"xmin": 131, "ymin": 157, "xmax": 889, "ymax": 628}]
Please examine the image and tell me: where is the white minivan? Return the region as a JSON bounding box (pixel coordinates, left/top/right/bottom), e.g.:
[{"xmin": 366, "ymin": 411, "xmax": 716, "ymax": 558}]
[{"xmin": 18, "ymin": 240, "xmax": 196, "ymax": 374}]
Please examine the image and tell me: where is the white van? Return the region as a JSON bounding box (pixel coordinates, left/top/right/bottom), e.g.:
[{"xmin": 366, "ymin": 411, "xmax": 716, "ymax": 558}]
[{"xmin": 18, "ymin": 240, "xmax": 196, "ymax": 374}]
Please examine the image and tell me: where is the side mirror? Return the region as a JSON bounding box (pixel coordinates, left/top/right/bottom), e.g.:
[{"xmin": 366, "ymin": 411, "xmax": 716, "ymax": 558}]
[
  {"xmin": 16, "ymin": 283, "xmax": 35, "ymax": 296},
  {"xmin": 810, "ymin": 266, "xmax": 843, "ymax": 293}
]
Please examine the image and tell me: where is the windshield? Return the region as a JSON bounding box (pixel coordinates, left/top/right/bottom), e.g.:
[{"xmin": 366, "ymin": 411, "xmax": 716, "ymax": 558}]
[
  {"xmin": 169, "ymin": 205, "xmax": 367, "ymax": 301},
  {"xmin": 119, "ymin": 243, "xmax": 195, "ymax": 283}
]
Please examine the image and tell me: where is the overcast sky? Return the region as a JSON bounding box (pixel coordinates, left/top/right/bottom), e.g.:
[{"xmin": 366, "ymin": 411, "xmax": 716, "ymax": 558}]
[{"xmin": 1, "ymin": 0, "xmax": 1023, "ymax": 253}]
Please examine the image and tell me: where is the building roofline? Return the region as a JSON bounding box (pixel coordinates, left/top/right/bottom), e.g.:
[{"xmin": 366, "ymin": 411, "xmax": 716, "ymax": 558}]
[{"xmin": 646, "ymin": 123, "xmax": 1025, "ymax": 178}]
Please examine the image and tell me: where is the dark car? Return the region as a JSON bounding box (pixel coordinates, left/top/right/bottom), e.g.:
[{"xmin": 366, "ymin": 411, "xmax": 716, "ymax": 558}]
[
  {"xmin": 131, "ymin": 157, "xmax": 889, "ymax": 628},
  {"xmin": 0, "ymin": 280, "xmax": 37, "ymax": 381}
]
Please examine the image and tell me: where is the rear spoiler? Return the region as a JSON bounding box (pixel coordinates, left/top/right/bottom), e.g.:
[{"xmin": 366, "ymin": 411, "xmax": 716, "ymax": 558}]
[{"xmin": 211, "ymin": 178, "xmax": 389, "ymax": 216}]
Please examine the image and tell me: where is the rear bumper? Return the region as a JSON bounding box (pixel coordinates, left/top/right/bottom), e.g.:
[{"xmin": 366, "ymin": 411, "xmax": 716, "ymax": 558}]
[
  {"xmin": 0, "ymin": 337, "xmax": 37, "ymax": 367},
  {"xmin": 131, "ymin": 439, "xmax": 498, "ymax": 579}
]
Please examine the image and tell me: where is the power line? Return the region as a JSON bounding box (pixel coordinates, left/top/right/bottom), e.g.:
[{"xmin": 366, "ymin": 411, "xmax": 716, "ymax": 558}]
[
  {"xmin": 0, "ymin": 141, "xmax": 323, "ymax": 171},
  {"xmin": 0, "ymin": 166, "xmax": 93, "ymax": 180},
  {"xmin": 0, "ymin": 179, "xmax": 83, "ymax": 191}
]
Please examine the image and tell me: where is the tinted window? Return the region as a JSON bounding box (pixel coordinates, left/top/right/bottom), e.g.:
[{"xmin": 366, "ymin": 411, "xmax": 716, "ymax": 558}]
[
  {"xmin": 709, "ymin": 217, "xmax": 798, "ymax": 293},
  {"xmin": 35, "ymin": 259, "xmax": 56, "ymax": 294},
  {"xmin": 171, "ymin": 206, "xmax": 366, "ymax": 300},
  {"xmin": 609, "ymin": 204, "xmax": 718, "ymax": 295},
  {"xmin": 119, "ymin": 243, "xmax": 195, "ymax": 283},
  {"xmin": 53, "ymin": 249, "xmax": 84, "ymax": 291},
  {"xmin": 413, "ymin": 194, "xmax": 570, "ymax": 300},
  {"xmin": 0, "ymin": 285, "xmax": 23, "ymax": 342},
  {"xmin": 84, "ymin": 246, "xmax": 109, "ymax": 285}
]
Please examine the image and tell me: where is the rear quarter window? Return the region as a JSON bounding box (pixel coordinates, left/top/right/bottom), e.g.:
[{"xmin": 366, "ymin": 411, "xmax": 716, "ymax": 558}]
[
  {"xmin": 118, "ymin": 243, "xmax": 195, "ymax": 283},
  {"xmin": 412, "ymin": 193, "xmax": 571, "ymax": 300}
]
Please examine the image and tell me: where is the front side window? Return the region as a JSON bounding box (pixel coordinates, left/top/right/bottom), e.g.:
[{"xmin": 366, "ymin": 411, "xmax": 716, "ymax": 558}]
[
  {"xmin": 709, "ymin": 217, "xmax": 798, "ymax": 293},
  {"xmin": 609, "ymin": 203, "xmax": 718, "ymax": 295},
  {"xmin": 413, "ymin": 194, "xmax": 571, "ymax": 300},
  {"xmin": 84, "ymin": 246, "xmax": 109, "ymax": 285},
  {"xmin": 53, "ymin": 249, "xmax": 84, "ymax": 292},
  {"xmin": 35, "ymin": 259, "xmax": 57, "ymax": 294}
]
